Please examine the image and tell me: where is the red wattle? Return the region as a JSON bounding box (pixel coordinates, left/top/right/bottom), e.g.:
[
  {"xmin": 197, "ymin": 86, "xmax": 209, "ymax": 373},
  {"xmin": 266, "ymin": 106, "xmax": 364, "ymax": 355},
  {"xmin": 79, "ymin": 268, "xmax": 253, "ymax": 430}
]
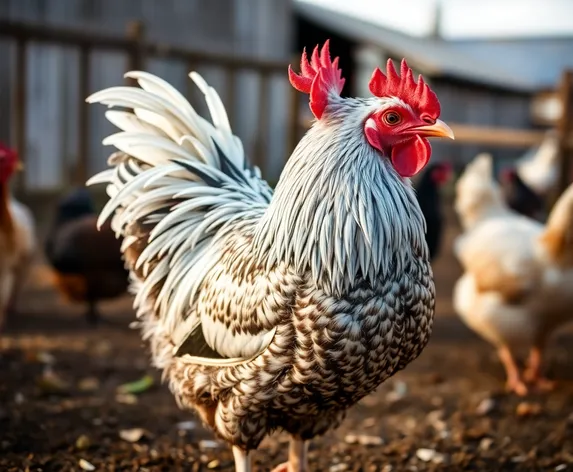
[{"xmin": 390, "ymin": 136, "xmax": 431, "ymax": 177}]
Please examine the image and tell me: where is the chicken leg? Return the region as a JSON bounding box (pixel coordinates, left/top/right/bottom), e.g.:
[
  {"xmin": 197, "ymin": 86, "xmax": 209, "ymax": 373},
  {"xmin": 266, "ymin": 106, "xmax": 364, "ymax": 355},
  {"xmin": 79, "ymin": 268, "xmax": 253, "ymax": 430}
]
[
  {"xmin": 271, "ymin": 437, "xmax": 309, "ymax": 472},
  {"xmin": 497, "ymin": 345, "xmax": 528, "ymax": 396},
  {"xmin": 232, "ymin": 446, "xmax": 252, "ymax": 472},
  {"xmin": 85, "ymin": 300, "xmax": 101, "ymax": 325},
  {"xmin": 524, "ymin": 345, "xmax": 555, "ymax": 391},
  {"xmin": 6, "ymin": 253, "xmax": 33, "ymax": 315}
]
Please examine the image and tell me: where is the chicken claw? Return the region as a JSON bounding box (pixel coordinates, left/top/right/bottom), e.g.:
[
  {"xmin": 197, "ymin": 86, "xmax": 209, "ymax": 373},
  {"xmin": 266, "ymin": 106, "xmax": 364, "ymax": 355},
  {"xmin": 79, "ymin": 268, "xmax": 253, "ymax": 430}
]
[
  {"xmin": 270, "ymin": 464, "xmax": 290, "ymax": 472},
  {"xmin": 271, "ymin": 437, "xmax": 309, "ymax": 472},
  {"xmin": 505, "ymin": 377, "xmax": 529, "ymax": 396},
  {"xmin": 498, "ymin": 346, "xmax": 528, "ymax": 396},
  {"xmin": 523, "ymin": 345, "xmax": 555, "ymax": 391}
]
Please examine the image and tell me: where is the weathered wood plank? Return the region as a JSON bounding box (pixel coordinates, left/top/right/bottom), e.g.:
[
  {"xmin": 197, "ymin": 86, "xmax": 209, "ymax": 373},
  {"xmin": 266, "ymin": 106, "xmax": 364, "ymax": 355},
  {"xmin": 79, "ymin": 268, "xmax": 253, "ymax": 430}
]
[{"xmin": 556, "ymin": 70, "xmax": 573, "ymax": 196}]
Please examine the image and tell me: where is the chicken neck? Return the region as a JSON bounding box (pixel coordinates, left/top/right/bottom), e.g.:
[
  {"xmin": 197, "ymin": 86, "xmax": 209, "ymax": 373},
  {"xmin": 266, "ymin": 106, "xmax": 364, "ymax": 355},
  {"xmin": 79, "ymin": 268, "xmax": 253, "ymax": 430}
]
[
  {"xmin": 0, "ymin": 182, "xmax": 14, "ymax": 234},
  {"xmin": 256, "ymin": 106, "xmax": 427, "ymax": 296}
]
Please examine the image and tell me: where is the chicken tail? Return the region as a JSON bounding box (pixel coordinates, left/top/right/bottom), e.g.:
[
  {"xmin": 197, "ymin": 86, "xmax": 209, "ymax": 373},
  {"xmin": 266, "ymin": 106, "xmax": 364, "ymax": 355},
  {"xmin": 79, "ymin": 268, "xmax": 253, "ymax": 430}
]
[
  {"xmin": 539, "ymin": 183, "xmax": 573, "ymax": 267},
  {"xmin": 86, "ymin": 70, "xmax": 273, "ymax": 341}
]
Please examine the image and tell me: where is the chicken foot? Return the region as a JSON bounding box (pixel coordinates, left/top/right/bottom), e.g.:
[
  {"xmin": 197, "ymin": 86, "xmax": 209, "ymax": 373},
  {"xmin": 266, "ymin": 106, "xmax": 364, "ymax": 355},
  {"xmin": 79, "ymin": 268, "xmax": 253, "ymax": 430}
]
[
  {"xmin": 6, "ymin": 254, "xmax": 32, "ymax": 315},
  {"xmin": 232, "ymin": 446, "xmax": 252, "ymax": 472},
  {"xmin": 271, "ymin": 437, "xmax": 309, "ymax": 472},
  {"xmin": 85, "ymin": 300, "xmax": 101, "ymax": 325},
  {"xmin": 497, "ymin": 345, "xmax": 528, "ymax": 396},
  {"xmin": 523, "ymin": 345, "xmax": 555, "ymax": 391}
]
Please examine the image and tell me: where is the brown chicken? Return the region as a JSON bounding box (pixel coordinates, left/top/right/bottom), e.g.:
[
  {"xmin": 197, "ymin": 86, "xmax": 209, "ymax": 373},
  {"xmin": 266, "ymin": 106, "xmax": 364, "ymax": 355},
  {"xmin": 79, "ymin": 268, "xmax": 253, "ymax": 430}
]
[
  {"xmin": 0, "ymin": 143, "xmax": 36, "ymax": 330},
  {"xmin": 45, "ymin": 188, "xmax": 128, "ymax": 323}
]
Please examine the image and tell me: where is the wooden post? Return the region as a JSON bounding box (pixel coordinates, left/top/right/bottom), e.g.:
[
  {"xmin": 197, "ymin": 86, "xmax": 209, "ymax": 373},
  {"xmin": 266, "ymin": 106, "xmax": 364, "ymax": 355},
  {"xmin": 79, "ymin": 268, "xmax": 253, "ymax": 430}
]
[
  {"xmin": 11, "ymin": 39, "xmax": 27, "ymax": 192},
  {"xmin": 254, "ymin": 72, "xmax": 270, "ymax": 175},
  {"xmin": 125, "ymin": 20, "xmax": 145, "ymax": 86},
  {"xmin": 76, "ymin": 45, "xmax": 90, "ymax": 185},
  {"xmin": 555, "ymin": 70, "xmax": 573, "ymax": 200}
]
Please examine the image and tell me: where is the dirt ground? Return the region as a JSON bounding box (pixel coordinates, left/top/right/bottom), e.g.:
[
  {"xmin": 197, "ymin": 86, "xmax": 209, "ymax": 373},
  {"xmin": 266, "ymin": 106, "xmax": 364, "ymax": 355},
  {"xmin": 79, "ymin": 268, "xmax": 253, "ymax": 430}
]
[{"xmin": 2, "ymin": 220, "xmax": 573, "ymax": 472}]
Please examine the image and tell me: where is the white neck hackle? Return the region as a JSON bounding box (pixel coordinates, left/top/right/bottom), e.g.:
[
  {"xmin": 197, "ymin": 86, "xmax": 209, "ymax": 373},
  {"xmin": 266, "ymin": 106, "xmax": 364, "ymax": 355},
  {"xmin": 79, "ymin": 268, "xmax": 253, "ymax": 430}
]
[{"xmin": 255, "ymin": 97, "xmax": 428, "ymax": 296}]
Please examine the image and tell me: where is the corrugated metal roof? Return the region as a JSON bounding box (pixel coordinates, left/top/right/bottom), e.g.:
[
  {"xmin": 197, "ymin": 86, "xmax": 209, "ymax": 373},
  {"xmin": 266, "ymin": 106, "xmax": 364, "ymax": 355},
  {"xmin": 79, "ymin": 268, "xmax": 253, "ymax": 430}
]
[
  {"xmin": 451, "ymin": 39, "xmax": 573, "ymax": 89},
  {"xmin": 294, "ymin": 1, "xmax": 538, "ymax": 92}
]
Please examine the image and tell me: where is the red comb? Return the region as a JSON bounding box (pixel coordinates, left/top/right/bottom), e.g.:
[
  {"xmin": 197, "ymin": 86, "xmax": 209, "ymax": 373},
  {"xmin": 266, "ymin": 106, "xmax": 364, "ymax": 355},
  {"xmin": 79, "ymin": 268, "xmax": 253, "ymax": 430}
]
[
  {"xmin": 288, "ymin": 40, "xmax": 345, "ymax": 119},
  {"xmin": 369, "ymin": 59, "xmax": 440, "ymax": 119},
  {"xmin": 0, "ymin": 142, "xmax": 17, "ymax": 160}
]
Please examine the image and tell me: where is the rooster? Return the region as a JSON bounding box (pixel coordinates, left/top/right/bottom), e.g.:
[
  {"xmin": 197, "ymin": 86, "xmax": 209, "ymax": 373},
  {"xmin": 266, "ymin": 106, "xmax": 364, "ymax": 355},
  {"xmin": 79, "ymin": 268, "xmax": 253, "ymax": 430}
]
[
  {"xmin": 0, "ymin": 143, "xmax": 36, "ymax": 329},
  {"xmin": 454, "ymin": 152, "xmax": 573, "ymax": 395},
  {"xmin": 414, "ymin": 161, "xmax": 452, "ymax": 260},
  {"xmin": 45, "ymin": 188, "xmax": 128, "ymax": 324},
  {"xmin": 87, "ymin": 42, "xmax": 454, "ymax": 471}
]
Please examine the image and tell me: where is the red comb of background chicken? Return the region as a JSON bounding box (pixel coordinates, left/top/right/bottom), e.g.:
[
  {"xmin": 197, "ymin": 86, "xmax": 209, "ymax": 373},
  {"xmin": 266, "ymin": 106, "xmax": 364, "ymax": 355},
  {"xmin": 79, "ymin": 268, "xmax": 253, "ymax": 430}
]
[
  {"xmin": 431, "ymin": 161, "xmax": 453, "ymax": 185},
  {"xmin": 288, "ymin": 40, "xmax": 346, "ymax": 119},
  {"xmin": 0, "ymin": 142, "xmax": 17, "ymax": 159},
  {"xmin": 369, "ymin": 59, "xmax": 441, "ymax": 120},
  {"xmin": 0, "ymin": 142, "xmax": 18, "ymax": 182}
]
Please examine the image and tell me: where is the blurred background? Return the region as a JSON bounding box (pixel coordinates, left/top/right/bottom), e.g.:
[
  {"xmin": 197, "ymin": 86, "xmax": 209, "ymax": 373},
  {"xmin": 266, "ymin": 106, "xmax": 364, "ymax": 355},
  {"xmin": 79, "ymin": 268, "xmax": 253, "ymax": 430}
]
[
  {"xmin": 2, "ymin": 1, "xmax": 573, "ymax": 470},
  {"xmin": 1, "ymin": 0, "xmax": 573, "ymax": 199}
]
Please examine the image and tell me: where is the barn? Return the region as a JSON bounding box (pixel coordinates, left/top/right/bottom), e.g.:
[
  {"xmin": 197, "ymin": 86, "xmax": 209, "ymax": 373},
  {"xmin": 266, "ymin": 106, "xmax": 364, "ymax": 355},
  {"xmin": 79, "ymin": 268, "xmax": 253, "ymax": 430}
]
[{"xmin": 293, "ymin": 1, "xmax": 544, "ymax": 166}]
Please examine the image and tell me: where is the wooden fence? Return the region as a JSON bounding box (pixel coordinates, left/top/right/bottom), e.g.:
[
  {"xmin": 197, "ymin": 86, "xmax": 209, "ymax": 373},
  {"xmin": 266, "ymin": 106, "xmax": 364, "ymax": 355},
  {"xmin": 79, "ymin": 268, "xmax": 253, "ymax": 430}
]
[
  {"xmin": 2, "ymin": 19, "xmax": 573, "ymax": 196},
  {"xmin": 0, "ymin": 19, "xmax": 300, "ymax": 191}
]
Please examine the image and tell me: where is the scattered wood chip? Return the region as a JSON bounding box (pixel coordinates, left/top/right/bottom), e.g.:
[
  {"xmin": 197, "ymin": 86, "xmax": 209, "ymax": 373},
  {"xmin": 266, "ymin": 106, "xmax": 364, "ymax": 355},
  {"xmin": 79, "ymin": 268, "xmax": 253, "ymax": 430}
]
[
  {"xmin": 93, "ymin": 341, "xmax": 113, "ymax": 356},
  {"xmin": 36, "ymin": 351, "xmax": 56, "ymax": 365},
  {"xmin": 479, "ymin": 437, "xmax": 494, "ymax": 451},
  {"xmin": 176, "ymin": 421, "xmax": 197, "ymax": 431},
  {"xmin": 116, "ymin": 393, "xmax": 138, "ymax": 405},
  {"xmin": 416, "ymin": 448, "xmax": 446, "ymax": 464},
  {"xmin": 117, "ymin": 375, "xmax": 154, "ymax": 395},
  {"xmin": 75, "ymin": 435, "xmax": 91, "ymax": 450},
  {"xmin": 386, "ymin": 381, "xmax": 408, "ymax": 403},
  {"xmin": 119, "ymin": 428, "xmax": 146, "ymax": 443},
  {"xmin": 555, "ymin": 464, "xmax": 568, "ymax": 471},
  {"xmin": 37, "ymin": 368, "xmax": 69, "ymax": 394},
  {"xmin": 476, "ymin": 398, "xmax": 496, "ymax": 416},
  {"xmin": 14, "ymin": 393, "xmax": 25, "ymax": 405},
  {"xmin": 426, "ymin": 410, "xmax": 447, "ymax": 431},
  {"xmin": 199, "ymin": 439, "xmax": 224, "ymax": 450},
  {"xmin": 516, "ymin": 402, "xmax": 542, "ymax": 417},
  {"xmin": 207, "ymin": 459, "xmax": 221, "ymax": 469},
  {"xmin": 78, "ymin": 377, "xmax": 100, "ymax": 392},
  {"xmin": 79, "ymin": 458, "xmax": 95, "ymax": 471},
  {"xmin": 330, "ymin": 464, "xmax": 349, "ymax": 472},
  {"xmin": 344, "ymin": 434, "xmax": 384, "ymax": 446},
  {"xmin": 362, "ymin": 417, "xmax": 376, "ymax": 428}
]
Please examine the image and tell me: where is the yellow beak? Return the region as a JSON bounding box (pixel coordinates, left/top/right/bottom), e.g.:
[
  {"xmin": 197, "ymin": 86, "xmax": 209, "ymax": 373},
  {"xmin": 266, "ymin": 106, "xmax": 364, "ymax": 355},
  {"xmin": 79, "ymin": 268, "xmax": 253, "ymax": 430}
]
[{"xmin": 413, "ymin": 119, "xmax": 455, "ymax": 140}]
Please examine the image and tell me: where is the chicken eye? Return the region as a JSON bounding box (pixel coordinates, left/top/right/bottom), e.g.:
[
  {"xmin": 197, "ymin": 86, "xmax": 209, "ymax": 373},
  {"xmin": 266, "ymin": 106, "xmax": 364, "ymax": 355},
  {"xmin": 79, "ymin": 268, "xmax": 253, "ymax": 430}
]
[{"xmin": 383, "ymin": 111, "xmax": 401, "ymax": 126}]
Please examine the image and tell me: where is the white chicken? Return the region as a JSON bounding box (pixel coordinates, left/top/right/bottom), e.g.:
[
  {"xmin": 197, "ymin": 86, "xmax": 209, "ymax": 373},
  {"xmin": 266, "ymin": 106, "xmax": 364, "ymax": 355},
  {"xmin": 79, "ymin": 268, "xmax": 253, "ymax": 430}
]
[
  {"xmin": 454, "ymin": 153, "xmax": 512, "ymax": 231},
  {"xmin": 0, "ymin": 143, "xmax": 36, "ymax": 329},
  {"xmin": 453, "ymin": 152, "xmax": 573, "ymax": 395},
  {"xmin": 516, "ymin": 130, "xmax": 558, "ymax": 198}
]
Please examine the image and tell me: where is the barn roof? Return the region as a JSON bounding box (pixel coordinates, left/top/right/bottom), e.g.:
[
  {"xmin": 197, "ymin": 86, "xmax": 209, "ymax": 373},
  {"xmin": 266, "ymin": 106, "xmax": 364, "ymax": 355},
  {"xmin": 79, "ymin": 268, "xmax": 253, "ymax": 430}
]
[
  {"xmin": 451, "ymin": 38, "xmax": 573, "ymax": 90},
  {"xmin": 294, "ymin": 1, "xmax": 538, "ymax": 92}
]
